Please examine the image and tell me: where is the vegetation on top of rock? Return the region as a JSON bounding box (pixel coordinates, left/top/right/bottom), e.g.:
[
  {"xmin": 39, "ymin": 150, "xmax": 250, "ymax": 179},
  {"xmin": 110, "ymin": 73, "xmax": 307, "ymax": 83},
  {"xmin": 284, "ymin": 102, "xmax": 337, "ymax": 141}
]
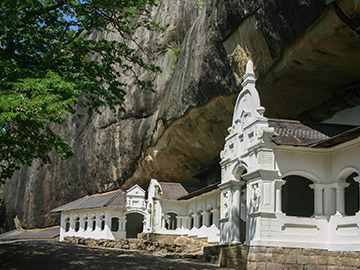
[
  {"xmin": 166, "ymin": 41, "xmax": 181, "ymax": 70},
  {"xmin": 0, "ymin": 0, "xmax": 163, "ymax": 183}
]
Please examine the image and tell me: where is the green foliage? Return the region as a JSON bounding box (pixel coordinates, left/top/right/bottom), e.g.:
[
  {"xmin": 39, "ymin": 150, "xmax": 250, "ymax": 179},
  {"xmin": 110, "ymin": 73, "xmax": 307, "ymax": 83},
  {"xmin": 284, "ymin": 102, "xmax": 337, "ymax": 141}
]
[
  {"xmin": 166, "ymin": 41, "xmax": 181, "ymax": 70},
  {"xmin": 196, "ymin": 0, "xmax": 207, "ymax": 10},
  {"xmin": 0, "ymin": 0, "xmax": 163, "ymax": 183}
]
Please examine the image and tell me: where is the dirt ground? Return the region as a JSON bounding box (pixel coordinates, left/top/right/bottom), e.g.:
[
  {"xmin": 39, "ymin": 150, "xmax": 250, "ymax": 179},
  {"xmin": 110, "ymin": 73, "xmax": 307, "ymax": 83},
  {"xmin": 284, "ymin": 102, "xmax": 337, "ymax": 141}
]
[{"xmin": 0, "ymin": 240, "xmax": 229, "ymax": 270}]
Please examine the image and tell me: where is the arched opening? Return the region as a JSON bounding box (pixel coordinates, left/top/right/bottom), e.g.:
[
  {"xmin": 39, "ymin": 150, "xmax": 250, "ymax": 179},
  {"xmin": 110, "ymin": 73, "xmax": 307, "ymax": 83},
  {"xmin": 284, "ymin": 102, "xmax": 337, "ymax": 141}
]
[
  {"xmin": 189, "ymin": 212, "xmax": 194, "ymax": 229},
  {"xmin": 100, "ymin": 215, "xmax": 105, "ymax": 231},
  {"xmin": 74, "ymin": 217, "xmax": 80, "ymax": 232},
  {"xmin": 83, "ymin": 216, "xmax": 88, "ymax": 231},
  {"xmin": 91, "ymin": 216, "xmax": 96, "ymax": 231},
  {"xmin": 198, "ymin": 209, "xmax": 203, "ymax": 228},
  {"xmin": 207, "ymin": 206, "xmax": 213, "ymax": 227},
  {"xmin": 126, "ymin": 213, "xmax": 144, "ymax": 238},
  {"xmin": 65, "ymin": 217, "xmax": 70, "ymax": 232},
  {"xmin": 345, "ymin": 172, "xmax": 359, "ymax": 216},
  {"xmin": 282, "ymin": 175, "xmax": 314, "ymax": 217},
  {"xmin": 166, "ymin": 212, "xmax": 178, "ymax": 230},
  {"xmin": 111, "ymin": 217, "xmax": 120, "ymax": 232}
]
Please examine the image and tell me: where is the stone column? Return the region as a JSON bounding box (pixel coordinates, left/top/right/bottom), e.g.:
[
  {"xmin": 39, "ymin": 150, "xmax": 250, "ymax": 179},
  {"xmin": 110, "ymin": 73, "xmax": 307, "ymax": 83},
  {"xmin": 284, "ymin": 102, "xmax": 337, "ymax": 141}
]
[
  {"xmin": 120, "ymin": 216, "xmax": 127, "ymax": 232},
  {"xmin": 354, "ymin": 176, "xmax": 360, "ymax": 212},
  {"xmin": 231, "ymin": 182, "xmax": 243, "ymax": 243},
  {"xmin": 310, "ymin": 184, "xmax": 325, "ymax": 216},
  {"xmin": 332, "ymin": 183, "xmax": 350, "ymax": 215},
  {"xmin": 219, "ymin": 180, "xmax": 243, "ymax": 243},
  {"xmin": 187, "ymin": 216, "xmax": 192, "ymax": 229},
  {"xmin": 202, "ymin": 212, "xmax": 209, "ymax": 227},
  {"xmin": 175, "ymin": 216, "xmax": 181, "ymax": 229},
  {"xmin": 212, "ymin": 209, "xmax": 220, "ymax": 228},
  {"xmin": 69, "ymin": 215, "xmax": 74, "ymax": 232},
  {"xmin": 96, "ymin": 213, "xmax": 101, "ymax": 231},
  {"xmin": 194, "ymin": 214, "xmax": 200, "ymax": 228},
  {"xmin": 105, "ymin": 212, "xmax": 111, "ymax": 236},
  {"xmin": 323, "ymin": 186, "xmax": 333, "ymax": 216},
  {"xmin": 274, "ymin": 180, "xmax": 286, "ymax": 213}
]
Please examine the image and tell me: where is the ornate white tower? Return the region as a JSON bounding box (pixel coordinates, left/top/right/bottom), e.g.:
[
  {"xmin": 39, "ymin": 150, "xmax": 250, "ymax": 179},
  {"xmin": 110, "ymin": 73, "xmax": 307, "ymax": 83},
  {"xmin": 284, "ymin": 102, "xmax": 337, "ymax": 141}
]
[{"xmin": 219, "ymin": 60, "xmax": 281, "ymax": 245}]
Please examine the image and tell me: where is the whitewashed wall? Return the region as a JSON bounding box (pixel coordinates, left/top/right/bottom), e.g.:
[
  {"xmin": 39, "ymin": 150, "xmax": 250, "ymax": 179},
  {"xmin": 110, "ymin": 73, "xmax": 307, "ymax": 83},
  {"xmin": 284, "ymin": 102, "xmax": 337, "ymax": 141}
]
[
  {"xmin": 145, "ymin": 179, "xmax": 221, "ymax": 243},
  {"xmin": 257, "ymin": 138, "xmax": 360, "ymax": 251},
  {"xmin": 59, "ymin": 208, "xmax": 126, "ymax": 241}
]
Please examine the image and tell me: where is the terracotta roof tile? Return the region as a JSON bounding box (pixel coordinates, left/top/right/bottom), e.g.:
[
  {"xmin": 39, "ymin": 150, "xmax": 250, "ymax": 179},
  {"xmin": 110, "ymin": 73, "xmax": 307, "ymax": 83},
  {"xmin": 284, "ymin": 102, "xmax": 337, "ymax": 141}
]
[
  {"xmin": 269, "ymin": 119, "xmax": 357, "ymax": 146},
  {"xmin": 158, "ymin": 182, "xmax": 206, "ymax": 200},
  {"xmin": 158, "ymin": 182, "xmax": 189, "ymax": 200}
]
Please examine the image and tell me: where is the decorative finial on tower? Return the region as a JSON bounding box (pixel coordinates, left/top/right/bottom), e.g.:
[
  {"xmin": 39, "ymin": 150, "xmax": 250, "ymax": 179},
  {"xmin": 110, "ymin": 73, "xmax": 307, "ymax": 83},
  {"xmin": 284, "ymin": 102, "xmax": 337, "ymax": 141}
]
[
  {"xmin": 245, "ymin": 59, "xmax": 254, "ymax": 74},
  {"xmin": 241, "ymin": 59, "xmax": 256, "ymax": 88}
]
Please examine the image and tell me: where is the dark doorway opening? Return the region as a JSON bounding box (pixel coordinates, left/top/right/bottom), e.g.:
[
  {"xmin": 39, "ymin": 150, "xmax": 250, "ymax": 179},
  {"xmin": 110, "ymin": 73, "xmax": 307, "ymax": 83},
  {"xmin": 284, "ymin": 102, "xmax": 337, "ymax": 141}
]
[{"xmin": 126, "ymin": 213, "xmax": 144, "ymax": 238}]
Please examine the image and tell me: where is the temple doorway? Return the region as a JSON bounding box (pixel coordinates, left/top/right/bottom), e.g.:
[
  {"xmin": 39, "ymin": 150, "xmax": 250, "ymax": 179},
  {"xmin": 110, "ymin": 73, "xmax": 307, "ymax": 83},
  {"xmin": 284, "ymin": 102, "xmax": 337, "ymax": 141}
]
[{"xmin": 126, "ymin": 213, "xmax": 144, "ymax": 238}]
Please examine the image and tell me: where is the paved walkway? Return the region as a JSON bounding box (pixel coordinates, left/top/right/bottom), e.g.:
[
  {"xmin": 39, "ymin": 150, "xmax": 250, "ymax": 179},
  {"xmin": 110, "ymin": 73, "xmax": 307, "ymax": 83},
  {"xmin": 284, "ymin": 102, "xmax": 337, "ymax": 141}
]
[{"xmin": 0, "ymin": 240, "xmax": 229, "ymax": 270}]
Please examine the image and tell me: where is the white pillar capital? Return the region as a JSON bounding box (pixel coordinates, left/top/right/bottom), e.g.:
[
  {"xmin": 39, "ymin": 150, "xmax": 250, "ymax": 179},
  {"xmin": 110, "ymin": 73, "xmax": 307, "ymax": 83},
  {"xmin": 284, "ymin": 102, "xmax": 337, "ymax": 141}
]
[
  {"xmin": 309, "ymin": 183, "xmax": 326, "ymax": 191},
  {"xmin": 330, "ymin": 182, "xmax": 350, "ymax": 190},
  {"xmin": 275, "ymin": 179, "xmax": 286, "ymax": 188}
]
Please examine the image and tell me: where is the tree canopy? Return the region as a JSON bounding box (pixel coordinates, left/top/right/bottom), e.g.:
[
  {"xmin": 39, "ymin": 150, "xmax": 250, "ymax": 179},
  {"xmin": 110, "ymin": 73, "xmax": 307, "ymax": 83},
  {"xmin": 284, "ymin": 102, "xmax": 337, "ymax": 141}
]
[{"xmin": 0, "ymin": 0, "xmax": 162, "ymax": 183}]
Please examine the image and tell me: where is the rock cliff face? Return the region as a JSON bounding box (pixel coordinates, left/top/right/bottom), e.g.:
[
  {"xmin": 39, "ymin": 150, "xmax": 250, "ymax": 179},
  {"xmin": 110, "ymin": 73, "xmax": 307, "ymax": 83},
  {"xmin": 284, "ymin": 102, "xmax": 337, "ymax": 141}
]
[{"xmin": 2, "ymin": 0, "xmax": 360, "ymax": 229}]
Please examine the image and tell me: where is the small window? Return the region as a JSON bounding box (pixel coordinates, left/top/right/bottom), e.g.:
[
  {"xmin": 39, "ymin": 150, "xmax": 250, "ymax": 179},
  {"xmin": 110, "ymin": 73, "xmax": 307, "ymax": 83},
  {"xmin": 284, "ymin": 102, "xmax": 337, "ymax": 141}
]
[
  {"xmin": 83, "ymin": 217, "xmax": 88, "ymax": 231},
  {"xmin": 91, "ymin": 216, "xmax": 96, "ymax": 231},
  {"xmin": 65, "ymin": 217, "xmax": 70, "ymax": 232},
  {"xmin": 111, "ymin": 217, "xmax": 119, "ymax": 232},
  {"xmin": 100, "ymin": 215, "xmax": 105, "ymax": 231},
  {"xmin": 198, "ymin": 210, "xmax": 203, "ymax": 227},
  {"xmin": 132, "ymin": 200, "xmax": 139, "ymax": 206},
  {"xmin": 208, "ymin": 211, "xmax": 213, "ymax": 226},
  {"xmin": 74, "ymin": 217, "xmax": 80, "ymax": 232},
  {"xmin": 189, "ymin": 213, "xmax": 194, "ymax": 229}
]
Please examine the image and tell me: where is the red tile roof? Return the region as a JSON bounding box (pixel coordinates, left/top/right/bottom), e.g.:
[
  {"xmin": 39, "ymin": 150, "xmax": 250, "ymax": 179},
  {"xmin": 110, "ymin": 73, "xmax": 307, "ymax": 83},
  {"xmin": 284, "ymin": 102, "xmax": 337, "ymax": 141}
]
[
  {"xmin": 158, "ymin": 182, "xmax": 211, "ymax": 200},
  {"xmin": 269, "ymin": 119, "xmax": 358, "ymax": 146},
  {"xmin": 158, "ymin": 182, "xmax": 189, "ymax": 200}
]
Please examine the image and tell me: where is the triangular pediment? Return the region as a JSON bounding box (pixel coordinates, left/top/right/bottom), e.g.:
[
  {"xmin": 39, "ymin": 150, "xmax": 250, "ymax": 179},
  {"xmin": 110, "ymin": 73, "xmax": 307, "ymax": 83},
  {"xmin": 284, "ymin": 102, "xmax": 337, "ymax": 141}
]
[{"xmin": 126, "ymin": 184, "xmax": 145, "ymax": 197}]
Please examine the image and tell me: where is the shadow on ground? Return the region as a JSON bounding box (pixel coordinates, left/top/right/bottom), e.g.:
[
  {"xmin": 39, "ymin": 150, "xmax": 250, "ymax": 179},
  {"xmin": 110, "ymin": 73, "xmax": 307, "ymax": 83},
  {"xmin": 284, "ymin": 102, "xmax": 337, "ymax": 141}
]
[{"xmin": 0, "ymin": 240, "xmax": 228, "ymax": 270}]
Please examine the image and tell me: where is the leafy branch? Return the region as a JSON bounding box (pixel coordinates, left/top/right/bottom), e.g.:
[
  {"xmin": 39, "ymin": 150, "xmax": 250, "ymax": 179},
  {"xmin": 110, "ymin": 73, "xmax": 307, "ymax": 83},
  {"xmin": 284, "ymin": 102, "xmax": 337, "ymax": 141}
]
[{"xmin": 0, "ymin": 0, "xmax": 164, "ymax": 182}]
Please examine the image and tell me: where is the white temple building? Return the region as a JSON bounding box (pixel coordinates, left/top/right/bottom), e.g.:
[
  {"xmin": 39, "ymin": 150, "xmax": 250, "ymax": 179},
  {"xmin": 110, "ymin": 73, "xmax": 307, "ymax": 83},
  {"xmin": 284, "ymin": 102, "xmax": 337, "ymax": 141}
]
[
  {"xmin": 52, "ymin": 179, "xmax": 221, "ymax": 242},
  {"xmin": 52, "ymin": 60, "xmax": 360, "ymax": 251},
  {"xmin": 219, "ymin": 60, "xmax": 360, "ymax": 251}
]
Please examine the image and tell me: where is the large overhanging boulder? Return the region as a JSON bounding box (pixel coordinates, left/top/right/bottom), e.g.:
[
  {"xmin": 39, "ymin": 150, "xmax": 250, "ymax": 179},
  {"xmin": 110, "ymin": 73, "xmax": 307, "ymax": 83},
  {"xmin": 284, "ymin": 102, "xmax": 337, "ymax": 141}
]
[{"xmin": 2, "ymin": 0, "xmax": 360, "ymax": 229}]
